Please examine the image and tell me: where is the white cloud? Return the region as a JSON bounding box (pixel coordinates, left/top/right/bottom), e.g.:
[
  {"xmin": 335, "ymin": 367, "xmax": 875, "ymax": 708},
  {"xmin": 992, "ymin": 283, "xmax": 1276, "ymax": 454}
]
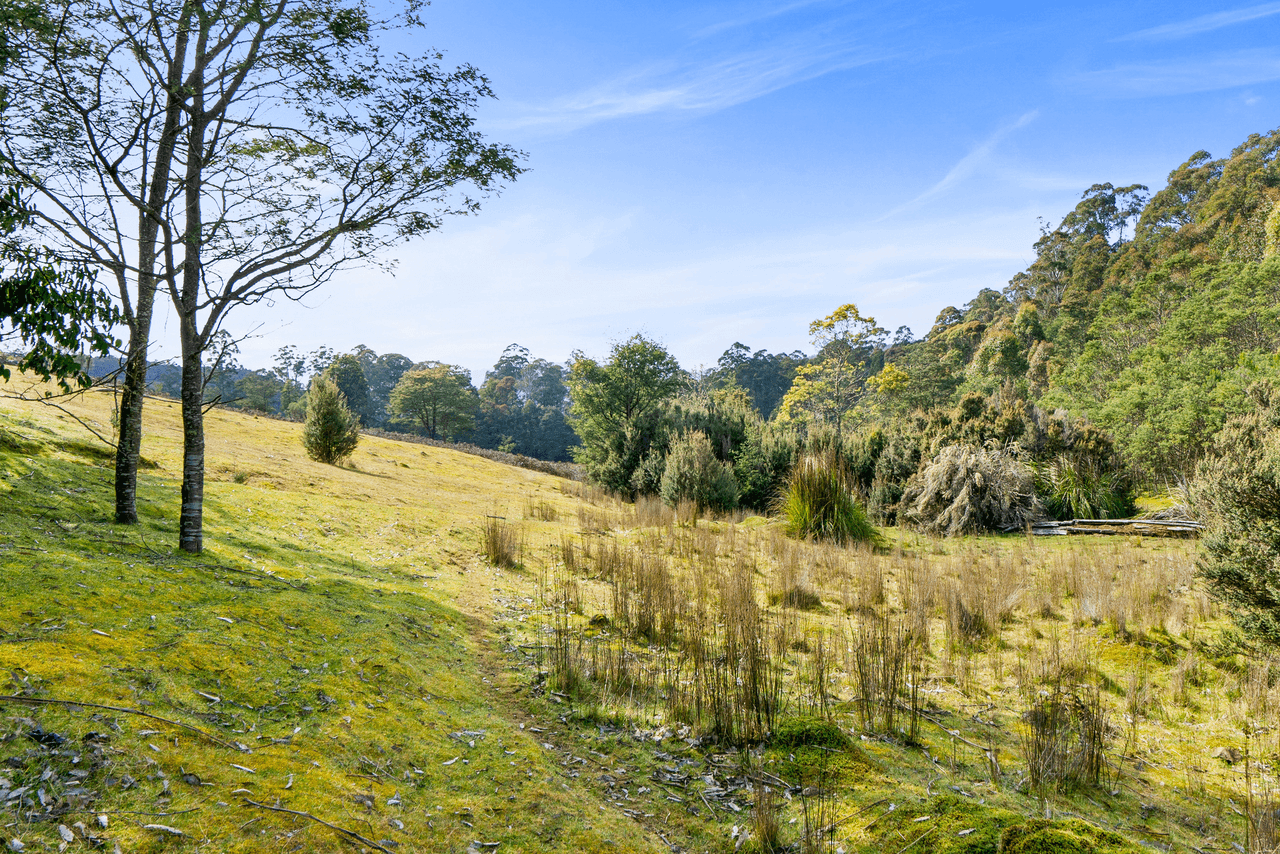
[
  {"xmin": 1116, "ymin": 3, "xmax": 1280, "ymax": 41},
  {"xmin": 694, "ymin": 0, "xmax": 851, "ymax": 37},
  {"xmin": 498, "ymin": 32, "xmax": 889, "ymax": 134},
  {"xmin": 1068, "ymin": 49, "xmax": 1280, "ymax": 97}
]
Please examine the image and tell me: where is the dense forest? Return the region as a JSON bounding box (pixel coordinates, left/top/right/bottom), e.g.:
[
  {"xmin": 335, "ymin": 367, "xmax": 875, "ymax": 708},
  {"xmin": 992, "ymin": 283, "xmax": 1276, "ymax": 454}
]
[{"xmin": 64, "ymin": 125, "xmax": 1280, "ymax": 524}]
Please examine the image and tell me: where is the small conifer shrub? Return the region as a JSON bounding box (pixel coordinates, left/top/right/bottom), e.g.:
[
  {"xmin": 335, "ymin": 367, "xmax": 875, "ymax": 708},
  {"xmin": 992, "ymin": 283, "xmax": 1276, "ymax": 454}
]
[
  {"xmin": 658, "ymin": 430, "xmax": 739, "ymax": 514},
  {"xmin": 302, "ymin": 378, "xmax": 360, "ymax": 464},
  {"xmin": 1193, "ymin": 384, "xmax": 1280, "ymax": 645}
]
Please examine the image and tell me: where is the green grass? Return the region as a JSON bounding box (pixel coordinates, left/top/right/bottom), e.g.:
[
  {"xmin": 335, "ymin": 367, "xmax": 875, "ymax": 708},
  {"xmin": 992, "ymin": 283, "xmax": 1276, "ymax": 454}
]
[
  {"xmin": 0, "ymin": 389, "xmax": 660, "ymax": 853},
  {"xmin": 0, "ymin": 384, "xmax": 1269, "ymax": 854}
]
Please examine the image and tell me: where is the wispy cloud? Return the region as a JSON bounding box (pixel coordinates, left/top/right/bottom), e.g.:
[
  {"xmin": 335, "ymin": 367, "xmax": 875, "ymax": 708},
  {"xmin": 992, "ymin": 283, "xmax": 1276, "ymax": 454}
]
[
  {"xmin": 880, "ymin": 110, "xmax": 1039, "ymax": 219},
  {"xmin": 694, "ymin": 0, "xmax": 850, "ymax": 38},
  {"xmin": 1068, "ymin": 49, "xmax": 1280, "ymax": 97},
  {"xmin": 1116, "ymin": 3, "xmax": 1280, "ymax": 41},
  {"xmin": 239, "ymin": 204, "xmax": 1041, "ymax": 378},
  {"xmin": 501, "ymin": 35, "xmax": 888, "ymax": 133}
]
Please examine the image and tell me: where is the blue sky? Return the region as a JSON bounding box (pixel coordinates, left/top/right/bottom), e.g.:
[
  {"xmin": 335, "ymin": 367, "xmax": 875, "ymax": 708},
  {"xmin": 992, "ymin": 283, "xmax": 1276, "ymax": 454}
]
[{"xmin": 210, "ymin": 0, "xmax": 1280, "ymax": 381}]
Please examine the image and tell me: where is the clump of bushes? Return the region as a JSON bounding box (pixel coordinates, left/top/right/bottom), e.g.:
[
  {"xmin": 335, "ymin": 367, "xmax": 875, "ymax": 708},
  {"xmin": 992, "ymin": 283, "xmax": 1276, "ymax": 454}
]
[
  {"xmin": 900, "ymin": 442, "xmax": 1040, "ymax": 536},
  {"xmin": 843, "ymin": 425, "xmax": 921, "ymax": 523},
  {"xmin": 1192, "ymin": 384, "xmax": 1280, "ymax": 645},
  {"xmin": 302, "ymin": 378, "xmax": 360, "ymax": 464},
  {"xmin": 777, "ymin": 448, "xmax": 875, "ymax": 544},
  {"xmin": 658, "ymin": 429, "xmax": 739, "ymax": 514}
]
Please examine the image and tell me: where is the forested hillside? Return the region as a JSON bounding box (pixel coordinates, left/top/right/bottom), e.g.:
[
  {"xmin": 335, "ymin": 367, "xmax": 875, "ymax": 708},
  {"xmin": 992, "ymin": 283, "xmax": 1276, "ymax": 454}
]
[
  {"xmin": 563, "ymin": 125, "xmax": 1280, "ymax": 526},
  {"xmin": 895, "ymin": 128, "xmax": 1280, "ymax": 483}
]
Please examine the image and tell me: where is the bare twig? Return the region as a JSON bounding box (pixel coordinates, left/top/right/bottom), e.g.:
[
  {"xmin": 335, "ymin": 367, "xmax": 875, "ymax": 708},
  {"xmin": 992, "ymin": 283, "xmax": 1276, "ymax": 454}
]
[
  {"xmin": 0, "ymin": 384, "xmax": 117, "ymax": 447},
  {"xmin": 894, "ymin": 822, "xmax": 936, "ymax": 853},
  {"xmin": 821, "ymin": 797, "xmax": 889, "ymax": 835},
  {"xmin": 92, "ymin": 807, "xmax": 202, "ymax": 817},
  {"xmin": 0, "ymin": 694, "xmax": 244, "ymax": 752},
  {"xmin": 241, "ymin": 799, "xmax": 396, "ymax": 853},
  {"xmin": 33, "ymin": 397, "xmax": 117, "ymax": 446}
]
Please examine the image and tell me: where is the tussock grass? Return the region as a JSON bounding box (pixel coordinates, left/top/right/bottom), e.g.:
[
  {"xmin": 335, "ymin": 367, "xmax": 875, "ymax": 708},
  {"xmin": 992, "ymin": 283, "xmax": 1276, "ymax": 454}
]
[
  {"xmin": 778, "ymin": 449, "xmax": 875, "ymax": 544},
  {"xmin": 481, "ymin": 513, "xmax": 522, "ymax": 567},
  {"xmin": 1035, "ymin": 453, "xmax": 1135, "ymax": 521}
]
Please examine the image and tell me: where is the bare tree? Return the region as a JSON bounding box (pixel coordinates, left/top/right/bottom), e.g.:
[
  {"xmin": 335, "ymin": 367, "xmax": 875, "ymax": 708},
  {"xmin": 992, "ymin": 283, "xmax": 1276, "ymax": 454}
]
[{"xmin": 1, "ymin": 0, "xmax": 522, "ymax": 550}]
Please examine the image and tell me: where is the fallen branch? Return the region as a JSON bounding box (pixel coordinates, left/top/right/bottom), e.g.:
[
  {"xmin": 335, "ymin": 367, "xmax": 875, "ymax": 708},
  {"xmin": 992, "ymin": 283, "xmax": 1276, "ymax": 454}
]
[
  {"xmin": 896, "ymin": 701, "xmax": 993, "ymax": 753},
  {"xmin": 0, "ymin": 694, "xmax": 244, "ymax": 752},
  {"xmin": 241, "ymin": 799, "xmax": 396, "ymax": 853}
]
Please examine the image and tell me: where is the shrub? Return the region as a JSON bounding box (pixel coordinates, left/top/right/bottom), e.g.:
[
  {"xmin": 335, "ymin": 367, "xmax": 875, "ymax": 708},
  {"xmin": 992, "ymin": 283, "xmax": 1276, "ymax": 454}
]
[
  {"xmin": 732, "ymin": 420, "xmax": 803, "ymax": 511},
  {"xmin": 658, "ymin": 430, "xmax": 739, "ymax": 514},
  {"xmin": 901, "ymin": 442, "xmax": 1040, "ymax": 536},
  {"xmin": 777, "ymin": 448, "xmax": 875, "ymax": 544},
  {"xmin": 629, "ymin": 449, "xmax": 666, "ymax": 496},
  {"xmin": 1192, "ymin": 385, "xmax": 1280, "ymax": 645},
  {"xmin": 302, "ymin": 378, "xmax": 360, "ymax": 464},
  {"xmin": 847, "ymin": 425, "xmax": 922, "ymax": 524}
]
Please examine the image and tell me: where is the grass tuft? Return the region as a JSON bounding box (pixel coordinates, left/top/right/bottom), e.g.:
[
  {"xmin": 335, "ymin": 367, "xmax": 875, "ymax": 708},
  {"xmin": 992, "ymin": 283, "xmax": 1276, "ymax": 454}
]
[
  {"xmin": 481, "ymin": 514, "xmax": 522, "ymax": 568},
  {"xmin": 777, "ymin": 449, "xmax": 875, "ymax": 544}
]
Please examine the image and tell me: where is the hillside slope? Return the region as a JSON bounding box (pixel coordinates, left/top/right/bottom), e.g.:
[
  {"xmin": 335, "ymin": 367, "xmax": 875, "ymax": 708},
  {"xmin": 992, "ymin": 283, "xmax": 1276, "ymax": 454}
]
[{"xmin": 0, "ymin": 387, "xmax": 661, "ymax": 853}]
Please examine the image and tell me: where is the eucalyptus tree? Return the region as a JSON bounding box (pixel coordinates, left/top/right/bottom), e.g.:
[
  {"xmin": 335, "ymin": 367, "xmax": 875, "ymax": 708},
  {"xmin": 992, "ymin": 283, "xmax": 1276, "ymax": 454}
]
[
  {"xmin": 1, "ymin": 0, "xmax": 522, "ymax": 550},
  {"xmin": 776, "ymin": 304, "xmax": 887, "ymax": 439}
]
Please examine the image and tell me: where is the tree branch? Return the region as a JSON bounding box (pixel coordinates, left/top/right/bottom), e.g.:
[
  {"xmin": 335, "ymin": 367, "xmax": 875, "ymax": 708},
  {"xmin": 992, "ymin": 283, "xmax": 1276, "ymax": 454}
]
[{"xmin": 240, "ymin": 799, "xmax": 396, "ymax": 853}]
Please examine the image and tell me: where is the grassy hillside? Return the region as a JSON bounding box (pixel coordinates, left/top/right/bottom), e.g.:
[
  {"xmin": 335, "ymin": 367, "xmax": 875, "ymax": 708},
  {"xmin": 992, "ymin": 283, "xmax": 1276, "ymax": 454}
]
[{"xmin": 0, "ymin": 384, "xmax": 1272, "ymax": 853}]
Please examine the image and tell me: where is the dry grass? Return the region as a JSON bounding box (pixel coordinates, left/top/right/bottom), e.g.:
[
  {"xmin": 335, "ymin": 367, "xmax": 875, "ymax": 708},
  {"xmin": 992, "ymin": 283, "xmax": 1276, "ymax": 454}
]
[
  {"xmin": 482, "ymin": 513, "xmax": 523, "ymax": 567},
  {"xmin": 514, "ymin": 491, "xmax": 1267, "ymax": 850}
]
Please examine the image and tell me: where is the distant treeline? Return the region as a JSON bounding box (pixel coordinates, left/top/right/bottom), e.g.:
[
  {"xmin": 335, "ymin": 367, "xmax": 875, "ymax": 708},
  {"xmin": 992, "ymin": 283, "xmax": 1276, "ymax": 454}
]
[{"xmin": 78, "ymin": 126, "xmax": 1280, "ymax": 518}]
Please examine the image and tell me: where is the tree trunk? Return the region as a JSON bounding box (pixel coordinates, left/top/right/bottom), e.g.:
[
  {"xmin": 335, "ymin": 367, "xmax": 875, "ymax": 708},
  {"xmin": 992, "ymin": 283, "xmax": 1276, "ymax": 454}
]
[
  {"xmin": 113, "ymin": 13, "xmax": 192, "ymax": 524},
  {"xmin": 178, "ymin": 328, "xmax": 205, "ymax": 553},
  {"xmin": 113, "ymin": 306, "xmax": 150, "ymax": 523},
  {"xmin": 175, "ymin": 23, "xmax": 208, "ymax": 554}
]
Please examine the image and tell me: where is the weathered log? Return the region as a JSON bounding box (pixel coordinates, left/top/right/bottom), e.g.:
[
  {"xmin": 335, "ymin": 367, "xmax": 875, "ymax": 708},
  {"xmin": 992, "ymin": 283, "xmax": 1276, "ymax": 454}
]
[{"xmin": 1026, "ymin": 518, "xmax": 1201, "ymax": 537}]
